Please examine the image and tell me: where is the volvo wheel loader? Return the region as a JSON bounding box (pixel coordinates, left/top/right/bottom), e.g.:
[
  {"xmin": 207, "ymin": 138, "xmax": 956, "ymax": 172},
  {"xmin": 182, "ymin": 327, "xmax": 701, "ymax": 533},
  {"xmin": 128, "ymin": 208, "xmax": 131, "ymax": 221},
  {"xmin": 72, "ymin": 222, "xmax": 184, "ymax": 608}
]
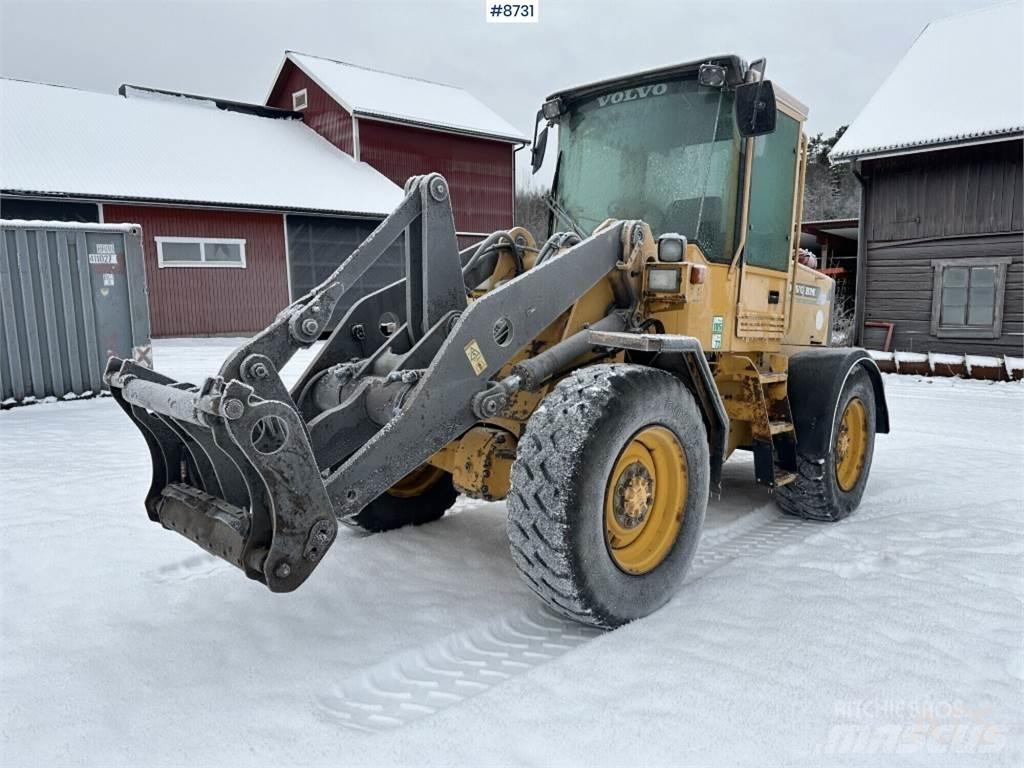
[{"xmin": 106, "ymin": 56, "xmax": 889, "ymax": 628}]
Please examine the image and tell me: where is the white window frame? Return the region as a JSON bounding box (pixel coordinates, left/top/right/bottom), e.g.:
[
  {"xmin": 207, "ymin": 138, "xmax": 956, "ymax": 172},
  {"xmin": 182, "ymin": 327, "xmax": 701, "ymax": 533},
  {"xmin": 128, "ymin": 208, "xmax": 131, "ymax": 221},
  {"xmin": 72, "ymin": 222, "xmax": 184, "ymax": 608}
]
[
  {"xmin": 156, "ymin": 237, "xmax": 247, "ymax": 269},
  {"xmin": 292, "ymin": 88, "xmax": 308, "ymax": 111}
]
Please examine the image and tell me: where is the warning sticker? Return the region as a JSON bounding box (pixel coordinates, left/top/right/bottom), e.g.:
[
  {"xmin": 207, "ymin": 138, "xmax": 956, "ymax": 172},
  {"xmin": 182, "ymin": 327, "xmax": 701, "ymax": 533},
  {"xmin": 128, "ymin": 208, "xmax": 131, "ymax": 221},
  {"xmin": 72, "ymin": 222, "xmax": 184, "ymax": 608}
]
[
  {"xmin": 464, "ymin": 339, "xmax": 488, "ymax": 376},
  {"xmin": 711, "ymin": 333, "xmax": 723, "ymax": 350},
  {"xmin": 711, "ymin": 315, "xmax": 724, "ymax": 333}
]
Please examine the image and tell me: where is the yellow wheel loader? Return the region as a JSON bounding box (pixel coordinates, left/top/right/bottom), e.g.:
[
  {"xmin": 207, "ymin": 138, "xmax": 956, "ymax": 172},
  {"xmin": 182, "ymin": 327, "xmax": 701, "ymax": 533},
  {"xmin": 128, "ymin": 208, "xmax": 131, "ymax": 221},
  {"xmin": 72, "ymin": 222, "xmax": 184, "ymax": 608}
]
[{"xmin": 106, "ymin": 56, "xmax": 889, "ymax": 628}]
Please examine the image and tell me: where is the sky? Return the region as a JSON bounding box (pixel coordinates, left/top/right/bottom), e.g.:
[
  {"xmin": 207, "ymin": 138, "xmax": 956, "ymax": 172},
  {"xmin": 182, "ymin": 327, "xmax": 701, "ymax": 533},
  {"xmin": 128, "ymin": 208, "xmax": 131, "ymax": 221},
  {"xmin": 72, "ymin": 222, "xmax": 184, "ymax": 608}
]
[{"xmin": 0, "ymin": 0, "xmax": 1005, "ymax": 185}]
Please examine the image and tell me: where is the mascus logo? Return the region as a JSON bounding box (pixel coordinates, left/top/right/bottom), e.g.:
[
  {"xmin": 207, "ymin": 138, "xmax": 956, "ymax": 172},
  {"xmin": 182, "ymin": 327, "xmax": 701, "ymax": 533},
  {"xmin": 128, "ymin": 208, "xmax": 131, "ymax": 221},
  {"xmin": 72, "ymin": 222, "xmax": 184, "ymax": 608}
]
[{"xmin": 597, "ymin": 83, "xmax": 669, "ymax": 107}]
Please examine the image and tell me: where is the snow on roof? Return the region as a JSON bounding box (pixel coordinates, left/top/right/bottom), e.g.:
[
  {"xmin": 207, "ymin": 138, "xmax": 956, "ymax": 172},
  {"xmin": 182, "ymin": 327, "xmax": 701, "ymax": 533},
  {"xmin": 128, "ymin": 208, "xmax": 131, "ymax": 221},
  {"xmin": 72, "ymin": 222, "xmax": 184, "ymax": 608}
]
[
  {"xmin": 831, "ymin": 0, "xmax": 1024, "ymax": 161},
  {"xmin": 282, "ymin": 52, "xmax": 527, "ymax": 143},
  {"xmin": 0, "ymin": 78, "xmax": 403, "ymax": 216}
]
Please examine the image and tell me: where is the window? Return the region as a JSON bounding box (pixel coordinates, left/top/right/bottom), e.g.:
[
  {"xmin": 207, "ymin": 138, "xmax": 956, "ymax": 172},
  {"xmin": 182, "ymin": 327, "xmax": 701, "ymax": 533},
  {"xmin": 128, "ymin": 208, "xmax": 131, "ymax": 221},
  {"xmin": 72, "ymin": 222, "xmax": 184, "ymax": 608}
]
[
  {"xmin": 930, "ymin": 257, "xmax": 1011, "ymax": 338},
  {"xmin": 156, "ymin": 237, "xmax": 246, "ymax": 268},
  {"xmin": 292, "ymin": 88, "xmax": 308, "ymax": 111},
  {"xmin": 744, "ymin": 113, "xmax": 801, "ymax": 272},
  {"xmin": 554, "ymin": 79, "xmax": 742, "ymax": 262}
]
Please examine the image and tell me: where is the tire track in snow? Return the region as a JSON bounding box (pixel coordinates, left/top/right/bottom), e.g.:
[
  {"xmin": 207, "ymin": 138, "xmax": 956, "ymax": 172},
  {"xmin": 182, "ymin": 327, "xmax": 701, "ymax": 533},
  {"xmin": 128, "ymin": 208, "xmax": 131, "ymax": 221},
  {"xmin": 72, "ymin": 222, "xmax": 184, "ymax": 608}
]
[{"xmin": 316, "ymin": 511, "xmax": 812, "ymax": 732}]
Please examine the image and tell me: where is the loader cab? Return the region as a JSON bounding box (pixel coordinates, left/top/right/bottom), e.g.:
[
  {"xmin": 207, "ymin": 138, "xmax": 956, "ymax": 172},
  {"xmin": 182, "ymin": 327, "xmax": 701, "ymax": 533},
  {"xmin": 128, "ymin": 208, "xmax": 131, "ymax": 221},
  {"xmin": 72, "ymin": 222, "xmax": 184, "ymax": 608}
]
[{"xmin": 534, "ymin": 56, "xmax": 805, "ymax": 273}]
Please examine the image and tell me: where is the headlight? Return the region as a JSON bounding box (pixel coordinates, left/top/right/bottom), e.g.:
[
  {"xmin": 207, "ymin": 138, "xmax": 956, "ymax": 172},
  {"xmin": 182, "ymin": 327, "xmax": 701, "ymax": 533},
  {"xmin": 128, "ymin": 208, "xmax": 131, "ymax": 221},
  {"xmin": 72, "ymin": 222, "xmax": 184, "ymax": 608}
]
[
  {"xmin": 647, "ymin": 267, "xmax": 681, "ymax": 293},
  {"xmin": 657, "ymin": 233, "xmax": 687, "ymax": 262}
]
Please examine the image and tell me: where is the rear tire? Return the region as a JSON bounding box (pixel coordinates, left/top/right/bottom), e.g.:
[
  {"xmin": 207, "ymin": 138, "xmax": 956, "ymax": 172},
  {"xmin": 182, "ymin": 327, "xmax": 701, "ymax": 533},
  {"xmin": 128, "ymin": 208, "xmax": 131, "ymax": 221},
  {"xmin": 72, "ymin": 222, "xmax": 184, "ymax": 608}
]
[
  {"xmin": 776, "ymin": 367, "xmax": 877, "ymax": 522},
  {"xmin": 350, "ymin": 465, "xmax": 458, "ymax": 533},
  {"xmin": 507, "ymin": 364, "xmax": 708, "ymax": 628}
]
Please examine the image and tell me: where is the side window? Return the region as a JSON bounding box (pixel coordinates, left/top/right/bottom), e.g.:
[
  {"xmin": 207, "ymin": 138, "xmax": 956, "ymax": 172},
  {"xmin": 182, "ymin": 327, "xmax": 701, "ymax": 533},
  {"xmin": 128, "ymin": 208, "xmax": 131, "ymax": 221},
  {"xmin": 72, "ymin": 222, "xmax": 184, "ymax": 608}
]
[
  {"xmin": 744, "ymin": 112, "xmax": 800, "ymax": 272},
  {"xmin": 930, "ymin": 258, "xmax": 1011, "ymax": 338}
]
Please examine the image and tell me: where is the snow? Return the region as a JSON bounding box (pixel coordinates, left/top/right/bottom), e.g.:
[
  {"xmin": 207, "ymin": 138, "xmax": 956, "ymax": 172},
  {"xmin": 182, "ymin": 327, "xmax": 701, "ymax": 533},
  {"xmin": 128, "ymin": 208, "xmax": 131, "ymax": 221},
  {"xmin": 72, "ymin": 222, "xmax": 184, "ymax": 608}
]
[
  {"xmin": 0, "ymin": 78, "xmax": 403, "ymax": 216},
  {"xmin": 966, "ymin": 354, "xmax": 1005, "ymax": 373},
  {"xmin": 2, "ymin": 339, "xmax": 1023, "ymax": 766},
  {"xmin": 0, "ymin": 219, "xmax": 139, "ymax": 233},
  {"xmin": 284, "ymin": 52, "xmax": 527, "ymax": 142},
  {"xmin": 894, "ymin": 350, "xmax": 928, "ymax": 364},
  {"xmin": 831, "ymin": 0, "xmax": 1024, "ymax": 161},
  {"xmin": 929, "ymin": 352, "xmax": 965, "ymax": 365}
]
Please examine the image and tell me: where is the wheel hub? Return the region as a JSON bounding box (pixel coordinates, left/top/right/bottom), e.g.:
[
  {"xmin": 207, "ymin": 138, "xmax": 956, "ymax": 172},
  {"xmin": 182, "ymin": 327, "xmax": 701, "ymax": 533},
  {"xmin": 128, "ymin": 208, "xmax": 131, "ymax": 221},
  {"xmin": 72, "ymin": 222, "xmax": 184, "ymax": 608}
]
[
  {"xmin": 603, "ymin": 426, "xmax": 688, "ymax": 575},
  {"xmin": 835, "ymin": 397, "xmax": 868, "ymax": 492},
  {"xmin": 613, "ymin": 463, "xmax": 653, "ymax": 529}
]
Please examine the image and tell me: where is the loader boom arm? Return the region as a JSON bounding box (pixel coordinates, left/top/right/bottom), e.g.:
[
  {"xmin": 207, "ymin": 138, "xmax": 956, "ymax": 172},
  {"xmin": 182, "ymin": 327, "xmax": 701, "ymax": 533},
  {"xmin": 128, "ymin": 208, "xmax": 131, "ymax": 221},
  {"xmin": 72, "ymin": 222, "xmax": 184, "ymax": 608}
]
[{"xmin": 106, "ymin": 173, "xmax": 638, "ymax": 592}]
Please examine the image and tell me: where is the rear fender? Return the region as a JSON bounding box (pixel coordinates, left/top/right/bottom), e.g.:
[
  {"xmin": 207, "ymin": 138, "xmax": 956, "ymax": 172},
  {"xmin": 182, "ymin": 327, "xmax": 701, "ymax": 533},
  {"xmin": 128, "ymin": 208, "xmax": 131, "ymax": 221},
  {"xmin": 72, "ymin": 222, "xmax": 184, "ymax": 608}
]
[{"xmin": 787, "ymin": 347, "xmax": 890, "ymax": 462}]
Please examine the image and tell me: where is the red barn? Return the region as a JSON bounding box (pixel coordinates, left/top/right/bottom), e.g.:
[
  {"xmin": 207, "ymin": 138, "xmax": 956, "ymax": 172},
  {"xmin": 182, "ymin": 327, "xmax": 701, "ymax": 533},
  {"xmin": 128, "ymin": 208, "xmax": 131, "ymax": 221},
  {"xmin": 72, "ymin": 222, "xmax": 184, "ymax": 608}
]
[
  {"xmin": 266, "ymin": 52, "xmax": 526, "ymax": 248},
  {"xmin": 1, "ymin": 55, "xmax": 525, "ymax": 337}
]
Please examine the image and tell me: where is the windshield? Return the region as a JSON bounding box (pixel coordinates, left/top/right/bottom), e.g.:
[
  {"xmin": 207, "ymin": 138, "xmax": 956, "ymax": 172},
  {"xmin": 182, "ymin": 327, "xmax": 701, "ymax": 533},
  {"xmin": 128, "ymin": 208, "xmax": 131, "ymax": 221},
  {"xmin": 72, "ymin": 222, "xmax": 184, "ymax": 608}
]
[{"xmin": 553, "ymin": 78, "xmax": 742, "ymax": 262}]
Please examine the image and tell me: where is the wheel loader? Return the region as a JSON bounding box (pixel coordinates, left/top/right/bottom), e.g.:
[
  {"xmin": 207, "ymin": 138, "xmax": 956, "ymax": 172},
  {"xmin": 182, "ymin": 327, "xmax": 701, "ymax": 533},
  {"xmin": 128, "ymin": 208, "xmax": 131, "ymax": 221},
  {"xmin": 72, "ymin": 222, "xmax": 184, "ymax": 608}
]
[{"xmin": 106, "ymin": 55, "xmax": 889, "ymax": 628}]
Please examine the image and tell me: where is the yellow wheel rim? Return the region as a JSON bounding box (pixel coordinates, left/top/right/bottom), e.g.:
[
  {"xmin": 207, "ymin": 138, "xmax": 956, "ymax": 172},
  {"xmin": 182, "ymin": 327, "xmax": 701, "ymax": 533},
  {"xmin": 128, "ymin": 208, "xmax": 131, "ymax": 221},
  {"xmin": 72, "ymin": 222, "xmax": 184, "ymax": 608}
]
[
  {"xmin": 835, "ymin": 398, "xmax": 868, "ymax": 492},
  {"xmin": 388, "ymin": 465, "xmax": 445, "ymax": 498},
  {"xmin": 604, "ymin": 426, "xmax": 687, "ymax": 575}
]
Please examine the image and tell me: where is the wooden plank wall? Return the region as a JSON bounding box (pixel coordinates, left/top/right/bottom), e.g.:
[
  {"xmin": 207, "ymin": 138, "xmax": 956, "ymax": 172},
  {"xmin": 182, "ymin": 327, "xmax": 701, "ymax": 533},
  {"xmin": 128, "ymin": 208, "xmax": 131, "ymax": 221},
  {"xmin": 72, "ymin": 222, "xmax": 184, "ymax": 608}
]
[{"xmin": 860, "ymin": 139, "xmax": 1023, "ymax": 355}]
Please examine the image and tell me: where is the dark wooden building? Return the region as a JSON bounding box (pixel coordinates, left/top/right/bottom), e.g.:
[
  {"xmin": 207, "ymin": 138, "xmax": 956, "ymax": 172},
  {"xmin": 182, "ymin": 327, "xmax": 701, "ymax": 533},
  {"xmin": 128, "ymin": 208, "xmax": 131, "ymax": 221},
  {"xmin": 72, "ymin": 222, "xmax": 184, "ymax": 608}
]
[{"xmin": 831, "ymin": 1, "xmax": 1023, "ymax": 357}]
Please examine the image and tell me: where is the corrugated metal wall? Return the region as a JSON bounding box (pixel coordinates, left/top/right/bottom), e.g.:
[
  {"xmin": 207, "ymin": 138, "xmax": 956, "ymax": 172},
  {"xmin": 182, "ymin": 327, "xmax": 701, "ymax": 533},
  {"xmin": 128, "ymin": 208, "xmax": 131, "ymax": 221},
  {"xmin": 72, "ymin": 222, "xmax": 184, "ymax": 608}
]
[
  {"xmin": 1, "ymin": 220, "xmax": 151, "ymax": 404},
  {"xmin": 267, "ymin": 61, "xmax": 354, "ymax": 155},
  {"xmin": 359, "ymin": 120, "xmax": 514, "ymax": 235},
  {"xmin": 104, "ymin": 205, "xmax": 289, "ymax": 337}
]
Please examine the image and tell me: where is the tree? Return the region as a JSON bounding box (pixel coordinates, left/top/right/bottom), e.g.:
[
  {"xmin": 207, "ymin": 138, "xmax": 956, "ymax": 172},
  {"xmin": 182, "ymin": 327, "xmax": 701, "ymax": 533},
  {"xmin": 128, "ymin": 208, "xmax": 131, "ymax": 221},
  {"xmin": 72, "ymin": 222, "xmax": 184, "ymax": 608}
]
[{"xmin": 803, "ymin": 125, "xmax": 860, "ymax": 221}]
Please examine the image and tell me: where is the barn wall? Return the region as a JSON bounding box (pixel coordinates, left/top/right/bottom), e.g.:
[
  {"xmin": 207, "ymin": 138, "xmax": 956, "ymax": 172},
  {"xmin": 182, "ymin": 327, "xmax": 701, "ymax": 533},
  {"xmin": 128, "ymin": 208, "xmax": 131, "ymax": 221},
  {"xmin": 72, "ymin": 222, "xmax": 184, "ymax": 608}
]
[
  {"xmin": 267, "ymin": 60, "xmax": 354, "ymax": 155},
  {"xmin": 865, "ymin": 140, "xmax": 1022, "ymax": 241},
  {"xmin": 103, "ymin": 205, "xmax": 289, "ymax": 337},
  {"xmin": 860, "ymin": 234, "xmax": 1022, "ymax": 355},
  {"xmin": 358, "ymin": 120, "xmax": 514, "ymax": 235},
  {"xmin": 859, "ymin": 139, "xmax": 1024, "ymax": 356}
]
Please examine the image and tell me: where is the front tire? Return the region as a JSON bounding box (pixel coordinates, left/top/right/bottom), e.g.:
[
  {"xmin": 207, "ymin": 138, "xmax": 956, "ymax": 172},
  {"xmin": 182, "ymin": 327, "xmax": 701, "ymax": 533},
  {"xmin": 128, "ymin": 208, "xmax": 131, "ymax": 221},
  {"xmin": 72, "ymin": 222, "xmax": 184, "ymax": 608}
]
[
  {"xmin": 507, "ymin": 364, "xmax": 709, "ymax": 628},
  {"xmin": 350, "ymin": 465, "xmax": 458, "ymax": 533},
  {"xmin": 776, "ymin": 367, "xmax": 877, "ymax": 522}
]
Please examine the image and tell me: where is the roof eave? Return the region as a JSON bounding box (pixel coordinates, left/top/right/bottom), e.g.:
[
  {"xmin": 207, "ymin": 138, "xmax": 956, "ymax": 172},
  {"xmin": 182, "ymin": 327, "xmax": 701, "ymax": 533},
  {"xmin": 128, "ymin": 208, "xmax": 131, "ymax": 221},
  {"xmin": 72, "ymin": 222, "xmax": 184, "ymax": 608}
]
[
  {"xmin": 0, "ymin": 188, "xmax": 397, "ymax": 218},
  {"xmin": 353, "ymin": 111, "xmax": 527, "ymax": 144},
  {"xmin": 831, "ymin": 128, "xmax": 1024, "ymax": 163}
]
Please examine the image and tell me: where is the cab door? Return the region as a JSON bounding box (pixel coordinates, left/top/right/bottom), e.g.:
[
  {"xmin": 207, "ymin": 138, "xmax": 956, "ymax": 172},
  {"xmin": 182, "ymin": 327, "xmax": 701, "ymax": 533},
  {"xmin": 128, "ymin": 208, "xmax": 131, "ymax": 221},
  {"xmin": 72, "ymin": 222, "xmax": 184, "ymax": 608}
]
[{"xmin": 736, "ymin": 112, "xmax": 803, "ymax": 342}]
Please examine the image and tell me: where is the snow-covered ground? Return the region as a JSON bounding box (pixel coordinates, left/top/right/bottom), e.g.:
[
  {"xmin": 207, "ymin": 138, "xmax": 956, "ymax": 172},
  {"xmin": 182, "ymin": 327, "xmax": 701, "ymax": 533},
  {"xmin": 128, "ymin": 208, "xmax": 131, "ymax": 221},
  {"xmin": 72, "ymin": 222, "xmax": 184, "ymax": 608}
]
[{"xmin": 1, "ymin": 338, "xmax": 1022, "ymax": 767}]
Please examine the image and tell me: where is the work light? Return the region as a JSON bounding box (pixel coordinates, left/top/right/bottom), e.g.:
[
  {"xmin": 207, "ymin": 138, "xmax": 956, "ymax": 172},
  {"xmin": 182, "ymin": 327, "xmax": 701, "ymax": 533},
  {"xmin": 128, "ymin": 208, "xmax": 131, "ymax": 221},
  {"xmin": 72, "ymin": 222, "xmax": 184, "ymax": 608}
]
[{"xmin": 657, "ymin": 234, "xmax": 687, "ymax": 262}]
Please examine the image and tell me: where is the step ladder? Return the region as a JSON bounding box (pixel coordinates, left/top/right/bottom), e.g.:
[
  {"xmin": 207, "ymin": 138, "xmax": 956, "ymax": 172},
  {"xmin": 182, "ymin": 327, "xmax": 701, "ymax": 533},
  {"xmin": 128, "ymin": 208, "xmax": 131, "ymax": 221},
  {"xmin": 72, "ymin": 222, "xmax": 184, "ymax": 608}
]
[{"xmin": 714, "ymin": 356, "xmax": 800, "ymax": 489}]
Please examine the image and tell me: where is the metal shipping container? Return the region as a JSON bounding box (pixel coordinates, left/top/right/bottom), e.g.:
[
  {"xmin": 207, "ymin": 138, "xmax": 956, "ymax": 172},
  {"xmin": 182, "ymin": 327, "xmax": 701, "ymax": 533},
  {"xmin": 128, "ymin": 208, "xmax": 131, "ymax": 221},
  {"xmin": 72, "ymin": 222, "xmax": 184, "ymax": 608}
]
[{"xmin": 0, "ymin": 220, "xmax": 151, "ymax": 406}]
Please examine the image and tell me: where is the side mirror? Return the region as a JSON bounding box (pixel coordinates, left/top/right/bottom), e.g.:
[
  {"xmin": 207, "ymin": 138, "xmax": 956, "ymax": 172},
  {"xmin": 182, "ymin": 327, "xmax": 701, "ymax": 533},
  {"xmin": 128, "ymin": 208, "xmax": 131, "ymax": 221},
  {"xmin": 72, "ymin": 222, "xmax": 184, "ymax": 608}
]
[
  {"xmin": 735, "ymin": 80, "xmax": 777, "ymax": 138},
  {"xmin": 531, "ymin": 123, "xmax": 549, "ymax": 174}
]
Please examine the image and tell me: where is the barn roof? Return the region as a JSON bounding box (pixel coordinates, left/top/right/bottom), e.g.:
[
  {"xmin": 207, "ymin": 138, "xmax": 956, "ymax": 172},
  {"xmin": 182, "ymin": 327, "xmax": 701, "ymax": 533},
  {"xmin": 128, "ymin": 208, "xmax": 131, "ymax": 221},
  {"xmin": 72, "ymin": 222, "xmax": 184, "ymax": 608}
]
[
  {"xmin": 831, "ymin": 0, "xmax": 1024, "ymax": 161},
  {"xmin": 0, "ymin": 78, "xmax": 404, "ymax": 216},
  {"xmin": 278, "ymin": 52, "xmax": 527, "ymax": 143}
]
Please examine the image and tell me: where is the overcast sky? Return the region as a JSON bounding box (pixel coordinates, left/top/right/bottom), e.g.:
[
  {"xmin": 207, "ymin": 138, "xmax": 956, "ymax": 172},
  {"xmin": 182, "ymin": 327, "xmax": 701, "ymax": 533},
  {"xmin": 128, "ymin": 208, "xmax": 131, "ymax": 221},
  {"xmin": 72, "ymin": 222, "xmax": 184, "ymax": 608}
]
[{"xmin": 0, "ymin": 0, "xmax": 1002, "ymax": 184}]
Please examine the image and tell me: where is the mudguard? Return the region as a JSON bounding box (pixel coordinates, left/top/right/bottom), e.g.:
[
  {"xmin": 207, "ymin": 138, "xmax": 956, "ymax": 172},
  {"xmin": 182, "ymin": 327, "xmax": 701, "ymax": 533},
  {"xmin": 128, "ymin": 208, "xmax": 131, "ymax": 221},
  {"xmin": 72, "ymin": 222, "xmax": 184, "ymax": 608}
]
[{"xmin": 787, "ymin": 347, "xmax": 890, "ymax": 462}]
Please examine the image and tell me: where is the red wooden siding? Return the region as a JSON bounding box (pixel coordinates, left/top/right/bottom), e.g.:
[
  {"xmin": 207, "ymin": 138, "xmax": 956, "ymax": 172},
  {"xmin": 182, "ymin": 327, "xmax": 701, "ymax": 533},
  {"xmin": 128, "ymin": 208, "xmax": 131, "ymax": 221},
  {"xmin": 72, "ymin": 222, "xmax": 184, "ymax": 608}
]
[
  {"xmin": 103, "ymin": 205, "xmax": 289, "ymax": 337},
  {"xmin": 358, "ymin": 120, "xmax": 514, "ymax": 235},
  {"xmin": 267, "ymin": 60, "xmax": 354, "ymax": 155}
]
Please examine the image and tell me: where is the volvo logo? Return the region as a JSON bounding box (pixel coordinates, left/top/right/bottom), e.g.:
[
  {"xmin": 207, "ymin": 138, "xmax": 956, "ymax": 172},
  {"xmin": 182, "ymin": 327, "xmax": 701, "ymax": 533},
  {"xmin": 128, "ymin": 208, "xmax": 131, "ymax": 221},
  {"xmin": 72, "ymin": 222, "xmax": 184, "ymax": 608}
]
[{"xmin": 597, "ymin": 83, "xmax": 669, "ymax": 107}]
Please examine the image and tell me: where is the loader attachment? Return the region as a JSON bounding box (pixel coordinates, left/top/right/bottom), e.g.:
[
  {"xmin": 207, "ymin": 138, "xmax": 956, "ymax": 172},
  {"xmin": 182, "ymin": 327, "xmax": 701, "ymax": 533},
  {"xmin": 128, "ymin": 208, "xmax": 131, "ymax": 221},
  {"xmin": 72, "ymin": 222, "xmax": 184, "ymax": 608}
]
[
  {"xmin": 106, "ymin": 358, "xmax": 335, "ymax": 592},
  {"xmin": 107, "ymin": 173, "xmax": 637, "ymax": 592}
]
